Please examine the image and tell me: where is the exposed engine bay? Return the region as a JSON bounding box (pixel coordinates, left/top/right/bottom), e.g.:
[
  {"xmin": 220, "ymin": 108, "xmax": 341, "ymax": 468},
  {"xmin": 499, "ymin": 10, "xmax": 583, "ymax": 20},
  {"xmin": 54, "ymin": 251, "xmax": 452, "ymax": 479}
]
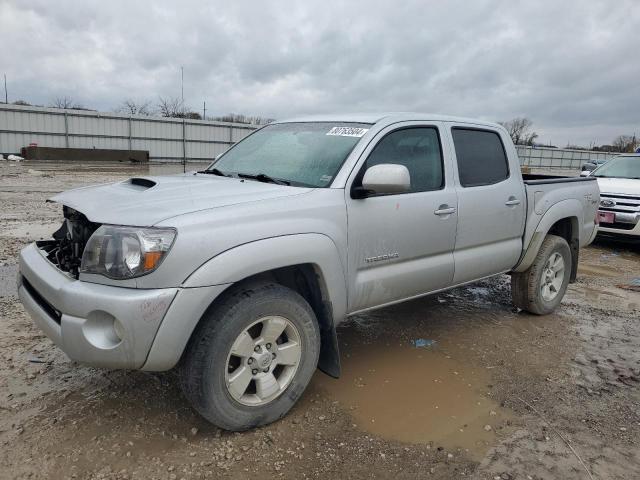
[{"xmin": 37, "ymin": 206, "xmax": 100, "ymax": 278}]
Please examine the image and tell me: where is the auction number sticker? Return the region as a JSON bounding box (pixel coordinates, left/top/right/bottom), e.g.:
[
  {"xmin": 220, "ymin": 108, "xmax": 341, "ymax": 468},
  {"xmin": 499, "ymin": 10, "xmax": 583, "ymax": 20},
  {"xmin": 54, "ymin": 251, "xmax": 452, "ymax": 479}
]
[{"xmin": 326, "ymin": 126, "xmax": 369, "ymax": 137}]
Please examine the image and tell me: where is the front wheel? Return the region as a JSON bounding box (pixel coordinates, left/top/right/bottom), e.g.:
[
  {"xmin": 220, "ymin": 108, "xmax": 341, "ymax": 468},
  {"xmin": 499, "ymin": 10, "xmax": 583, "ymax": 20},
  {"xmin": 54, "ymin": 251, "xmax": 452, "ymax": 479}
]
[
  {"xmin": 180, "ymin": 281, "xmax": 320, "ymax": 431},
  {"xmin": 511, "ymin": 234, "xmax": 572, "ymax": 315}
]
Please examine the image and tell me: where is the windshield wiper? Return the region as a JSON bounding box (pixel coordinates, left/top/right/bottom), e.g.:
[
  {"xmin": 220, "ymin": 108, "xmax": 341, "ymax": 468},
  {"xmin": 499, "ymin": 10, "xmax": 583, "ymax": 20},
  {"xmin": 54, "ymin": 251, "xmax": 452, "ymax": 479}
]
[
  {"xmin": 595, "ymin": 175, "xmax": 631, "ymax": 179},
  {"xmin": 197, "ymin": 168, "xmax": 230, "ymax": 177},
  {"xmin": 237, "ymin": 172, "xmax": 290, "ymax": 185}
]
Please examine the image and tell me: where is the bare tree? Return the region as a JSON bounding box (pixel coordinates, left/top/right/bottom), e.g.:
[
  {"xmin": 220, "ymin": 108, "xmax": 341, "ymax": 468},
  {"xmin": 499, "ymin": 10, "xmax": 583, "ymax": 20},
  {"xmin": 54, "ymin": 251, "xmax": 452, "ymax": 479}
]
[
  {"xmin": 116, "ymin": 99, "xmax": 152, "ymax": 115},
  {"xmin": 157, "ymin": 96, "xmax": 187, "ymax": 118},
  {"xmin": 156, "ymin": 96, "xmax": 206, "ymax": 119},
  {"xmin": 183, "ymin": 111, "xmax": 202, "ymax": 119},
  {"xmin": 213, "ymin": 113, "xmax": 275, "ymax": 125},
  {"xmin": 612, "ymin": 135, "xmax": 637, "ymax": 153},
  {"xmin": 51, "ymin": 96, "xmax": 73, "ymax": 108},
  {"xmin": 499, "ymin": 117, "xmax": 538, "ymax": 146},
  {"xmin": 49, "ymin": 96, "xmax": 89, "ymax": 110}
]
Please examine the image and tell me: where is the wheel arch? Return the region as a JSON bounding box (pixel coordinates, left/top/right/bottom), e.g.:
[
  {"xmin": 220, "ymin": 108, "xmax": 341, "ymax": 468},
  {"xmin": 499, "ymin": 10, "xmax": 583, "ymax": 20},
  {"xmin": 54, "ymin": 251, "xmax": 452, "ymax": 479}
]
[
  {"xmin": 220, "ymin": 262, "xmax": 343, "ymax": 378},
  {"xmin": 513, "ymin": 199, "xmax": 581, "ymax": 280},
  {"xmin": 144, "ymin": 234, "xmax": 346, "ymax": 375}
]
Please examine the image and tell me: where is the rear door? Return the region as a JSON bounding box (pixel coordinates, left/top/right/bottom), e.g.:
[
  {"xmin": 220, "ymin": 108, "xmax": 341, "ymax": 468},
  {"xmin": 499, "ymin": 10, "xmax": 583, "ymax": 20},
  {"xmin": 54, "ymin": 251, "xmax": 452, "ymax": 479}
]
[
  {"xmin": 449, "ymin": 126, "xmax": 526, "ymax": 284},
  {"xmin": 345, "ymin": 122, "xmax": 458, "ymax": 312}
]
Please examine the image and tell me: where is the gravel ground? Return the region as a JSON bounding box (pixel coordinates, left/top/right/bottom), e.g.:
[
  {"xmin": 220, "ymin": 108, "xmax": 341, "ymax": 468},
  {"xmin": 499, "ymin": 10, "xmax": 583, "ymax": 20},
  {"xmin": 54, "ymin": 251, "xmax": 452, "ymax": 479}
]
[{"xmin": 1, "ymin": 161, "xmax": 639, "ymax": 479}]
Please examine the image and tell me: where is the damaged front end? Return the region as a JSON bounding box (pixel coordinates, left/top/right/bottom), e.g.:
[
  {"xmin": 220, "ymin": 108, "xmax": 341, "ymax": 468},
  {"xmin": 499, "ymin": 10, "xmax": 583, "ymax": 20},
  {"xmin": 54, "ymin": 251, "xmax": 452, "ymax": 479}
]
[{"xmin": 37, "ymin": 206, "xmax": 100, "ymax": 279}]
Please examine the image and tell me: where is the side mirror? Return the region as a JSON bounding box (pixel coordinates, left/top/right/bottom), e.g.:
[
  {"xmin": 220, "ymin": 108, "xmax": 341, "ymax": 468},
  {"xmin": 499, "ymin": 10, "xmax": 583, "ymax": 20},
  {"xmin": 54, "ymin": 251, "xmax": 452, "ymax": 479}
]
[
  {"xmin": 354, "ymin": 164, "xmax": 411, "ymax": 198},
  {"xmin": 580, "ymin": 163, "xmax": 597, "ymax": 177}
]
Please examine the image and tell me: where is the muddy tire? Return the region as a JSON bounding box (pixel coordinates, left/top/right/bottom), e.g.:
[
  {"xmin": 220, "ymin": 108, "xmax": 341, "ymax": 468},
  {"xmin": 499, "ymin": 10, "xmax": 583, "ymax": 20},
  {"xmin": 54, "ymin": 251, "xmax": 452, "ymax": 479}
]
[
  {"xmin": 179, "ymin": 281, "xmax": 320, "ymax": 431},
  {"xmin": 511, "ymin": 234, "xmax": 572, "ymax": 315}
]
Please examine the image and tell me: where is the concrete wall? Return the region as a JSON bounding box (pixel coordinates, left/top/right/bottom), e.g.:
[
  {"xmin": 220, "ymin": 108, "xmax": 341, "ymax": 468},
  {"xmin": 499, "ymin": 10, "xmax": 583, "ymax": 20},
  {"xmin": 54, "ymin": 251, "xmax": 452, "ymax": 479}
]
[{"xmin": 0, "ymin": 104, "xmax": 258, "ymax": 162}]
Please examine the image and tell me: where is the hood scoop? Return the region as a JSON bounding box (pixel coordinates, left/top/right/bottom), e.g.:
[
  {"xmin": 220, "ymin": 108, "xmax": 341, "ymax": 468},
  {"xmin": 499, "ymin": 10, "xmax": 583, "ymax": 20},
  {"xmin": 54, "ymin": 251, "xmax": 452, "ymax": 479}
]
[
  {"xmin": 125, "ymin": 177, "xmax": 157, "ymax": 190},
  {"xmin": 49, "ymin": 174, "xmax": 308, "ymax": 226}
]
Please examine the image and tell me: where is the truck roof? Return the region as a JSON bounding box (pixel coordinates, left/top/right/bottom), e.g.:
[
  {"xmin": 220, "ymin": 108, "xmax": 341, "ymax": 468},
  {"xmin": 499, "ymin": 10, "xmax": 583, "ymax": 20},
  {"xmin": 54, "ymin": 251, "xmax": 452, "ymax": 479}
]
[{"xmin": 276, "ymin": 112, "xmax": 504, "ymax": 130}]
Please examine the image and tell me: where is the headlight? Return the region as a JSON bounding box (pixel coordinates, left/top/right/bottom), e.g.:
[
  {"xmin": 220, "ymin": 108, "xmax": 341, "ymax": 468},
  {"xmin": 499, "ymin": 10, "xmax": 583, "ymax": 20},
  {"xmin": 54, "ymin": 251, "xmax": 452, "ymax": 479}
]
[{"xmin": 80, "ymin": 225, "xmax": 176, "ymax": 279}]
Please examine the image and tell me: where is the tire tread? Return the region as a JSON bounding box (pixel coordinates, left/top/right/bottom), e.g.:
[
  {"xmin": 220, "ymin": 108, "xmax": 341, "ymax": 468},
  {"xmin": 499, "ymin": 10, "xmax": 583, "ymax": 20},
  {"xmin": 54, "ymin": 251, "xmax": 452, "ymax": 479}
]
[{"xmin": 511, "ymin": 234, "xmax": 571, "ymax": 315}]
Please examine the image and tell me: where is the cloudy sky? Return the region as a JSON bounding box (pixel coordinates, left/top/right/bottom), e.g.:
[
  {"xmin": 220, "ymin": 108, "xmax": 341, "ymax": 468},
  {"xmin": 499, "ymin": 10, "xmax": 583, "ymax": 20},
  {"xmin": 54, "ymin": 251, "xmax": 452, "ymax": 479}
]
[{"xmin": 1, "ymin": 0, "xmax": 638, "ymax": 146}]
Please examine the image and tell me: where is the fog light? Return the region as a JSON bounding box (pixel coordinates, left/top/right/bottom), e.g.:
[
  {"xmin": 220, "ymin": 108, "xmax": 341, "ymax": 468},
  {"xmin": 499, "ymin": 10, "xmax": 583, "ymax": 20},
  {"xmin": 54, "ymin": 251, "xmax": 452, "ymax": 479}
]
[{"xmin": 83, "ymin": 311, "xmax": 122, "ymax": 349}]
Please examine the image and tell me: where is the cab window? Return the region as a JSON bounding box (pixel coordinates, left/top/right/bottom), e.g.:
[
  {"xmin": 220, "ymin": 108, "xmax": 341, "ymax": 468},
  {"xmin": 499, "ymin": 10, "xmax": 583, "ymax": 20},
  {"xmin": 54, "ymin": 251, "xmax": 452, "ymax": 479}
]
[
  {"xmin": 452, "ymin": 128, "xmax": 509, "ymax": 187},
  {"xmin": 360, "ymin": 127, "xmax": 444, "ymax": 193}
]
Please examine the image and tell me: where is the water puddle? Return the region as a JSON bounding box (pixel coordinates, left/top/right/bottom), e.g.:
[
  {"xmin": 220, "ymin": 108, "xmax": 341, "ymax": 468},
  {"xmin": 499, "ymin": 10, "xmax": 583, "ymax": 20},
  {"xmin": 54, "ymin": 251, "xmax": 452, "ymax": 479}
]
[{"xmin": 312, "ymin": 324, "xmax": 511, "ymax": 459}]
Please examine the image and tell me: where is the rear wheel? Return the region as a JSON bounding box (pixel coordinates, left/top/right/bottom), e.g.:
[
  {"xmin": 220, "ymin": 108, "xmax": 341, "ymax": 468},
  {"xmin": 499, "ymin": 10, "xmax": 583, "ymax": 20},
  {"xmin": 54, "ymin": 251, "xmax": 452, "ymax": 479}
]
[
  {"xmin": 180, "ymin": 281, "xmax": 320, "ymax": 431},
  {"xmin": 511, "ymin": 234, "xmax": 572, "ymax": 315}
]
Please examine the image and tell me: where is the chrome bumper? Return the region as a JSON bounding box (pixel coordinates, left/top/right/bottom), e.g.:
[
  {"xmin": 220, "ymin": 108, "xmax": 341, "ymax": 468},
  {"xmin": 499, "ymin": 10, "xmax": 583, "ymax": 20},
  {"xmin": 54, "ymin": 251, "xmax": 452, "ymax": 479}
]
[{"xmin": 597, "ymin": 219, "xmax": 640, "ymax": 239}]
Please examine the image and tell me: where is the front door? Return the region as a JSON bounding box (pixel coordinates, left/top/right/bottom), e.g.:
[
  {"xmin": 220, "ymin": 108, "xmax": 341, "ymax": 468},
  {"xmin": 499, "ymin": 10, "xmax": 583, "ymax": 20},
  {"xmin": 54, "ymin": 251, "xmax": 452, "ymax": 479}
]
[{"xmin": 346, "ymin": 124, "xmax": 458, "ymax": 313}]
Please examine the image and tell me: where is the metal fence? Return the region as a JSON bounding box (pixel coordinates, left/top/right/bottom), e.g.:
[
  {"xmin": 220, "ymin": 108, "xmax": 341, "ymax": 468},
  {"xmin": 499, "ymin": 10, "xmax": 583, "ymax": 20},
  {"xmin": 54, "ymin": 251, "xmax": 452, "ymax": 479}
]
[
  {"xmin": 0, "ymin": 104, "xmax": 258, "ymax": 162},
  {"xmin": 516, "ymin": 145, "xmax": 613, "ymax": 170},
  {"xmin": 0, "ymin": 104, "xmax": 618, "ymax": 168}
]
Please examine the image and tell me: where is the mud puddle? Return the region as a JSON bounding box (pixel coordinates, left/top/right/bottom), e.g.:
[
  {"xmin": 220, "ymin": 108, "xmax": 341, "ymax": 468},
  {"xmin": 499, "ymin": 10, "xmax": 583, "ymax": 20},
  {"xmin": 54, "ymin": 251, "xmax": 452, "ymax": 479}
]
[{"xmin": 311, "ymin": 289, "xmax": 515, "ymax": 460}]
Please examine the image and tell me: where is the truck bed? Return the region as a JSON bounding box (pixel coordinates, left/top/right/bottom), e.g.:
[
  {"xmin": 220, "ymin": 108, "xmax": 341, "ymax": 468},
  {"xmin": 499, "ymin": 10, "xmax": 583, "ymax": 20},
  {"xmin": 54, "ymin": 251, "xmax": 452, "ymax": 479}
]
[{"xmin": 518, "ymin": 172, "xmax": 600, "ymax": 278}]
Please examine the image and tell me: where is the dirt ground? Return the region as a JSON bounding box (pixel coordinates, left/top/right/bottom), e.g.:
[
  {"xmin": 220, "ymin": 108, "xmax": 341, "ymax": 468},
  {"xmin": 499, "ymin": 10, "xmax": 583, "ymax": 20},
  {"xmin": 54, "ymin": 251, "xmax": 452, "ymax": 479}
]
[{"xmin": 1, "ymin": 161, "xmax": 639, "ymax": 480}]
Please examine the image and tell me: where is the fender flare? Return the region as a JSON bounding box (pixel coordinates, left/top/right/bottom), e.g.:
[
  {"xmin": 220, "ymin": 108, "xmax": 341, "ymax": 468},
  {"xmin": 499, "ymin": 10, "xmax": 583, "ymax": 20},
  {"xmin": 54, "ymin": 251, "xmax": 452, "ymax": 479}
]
[
  {"xmin": 144, "ymin": 234, "xmax": 348, "ymax": 374},
  {"xmin": 513, "ymin": 199, "xmax": 582, "ymax": 273},
  {"xmin": 183, "ymin": 234, "xmax": 347, "ymax": 318}
]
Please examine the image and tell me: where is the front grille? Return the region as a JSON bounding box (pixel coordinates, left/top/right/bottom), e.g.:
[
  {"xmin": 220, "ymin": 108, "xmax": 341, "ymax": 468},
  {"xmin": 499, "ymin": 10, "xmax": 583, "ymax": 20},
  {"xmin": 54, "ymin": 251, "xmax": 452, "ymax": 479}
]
[
  {"xmin": 600, "ymin": 193, "xmax": 640, "ymax": 213},
  {"xmin": 21, "ymin": 276, "xmax": 62, "ymax": 324},
  {"xmin": 600, "ymin": 193, "xmax": 639, "ymax": 228},
  {"xmin": 599, "ymin": 221, "xmax": 636, "ymax": 231}
]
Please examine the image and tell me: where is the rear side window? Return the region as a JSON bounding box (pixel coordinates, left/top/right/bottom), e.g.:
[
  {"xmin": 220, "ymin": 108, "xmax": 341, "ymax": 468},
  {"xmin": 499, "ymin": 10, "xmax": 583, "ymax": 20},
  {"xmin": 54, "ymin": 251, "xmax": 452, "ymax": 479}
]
[
  {"xmin": 452, "ymin": 128, "xmax": 509, "ymax": 187},
  {"xmin": 362, "ymin": 127, "xmax": 444, "ymax": 193}
]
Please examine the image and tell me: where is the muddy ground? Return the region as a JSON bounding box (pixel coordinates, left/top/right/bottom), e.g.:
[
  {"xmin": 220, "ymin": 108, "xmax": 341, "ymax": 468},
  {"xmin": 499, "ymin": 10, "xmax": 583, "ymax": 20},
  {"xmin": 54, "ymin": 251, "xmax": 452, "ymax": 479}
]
[{"xmin": 1, "ymin": 161, "xmax": 639, "ymax": 480}]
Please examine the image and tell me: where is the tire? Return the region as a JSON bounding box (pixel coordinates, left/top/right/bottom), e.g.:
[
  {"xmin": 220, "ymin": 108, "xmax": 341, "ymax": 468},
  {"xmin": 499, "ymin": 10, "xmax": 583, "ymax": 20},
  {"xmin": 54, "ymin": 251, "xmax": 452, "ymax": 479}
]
[
  {"xmin": 179, "ymin": 281, "xmax": 320, "ymax": 431},
  {"xmin": 511, "ymin": 234, "xmax": 572, "ymax": 315}
]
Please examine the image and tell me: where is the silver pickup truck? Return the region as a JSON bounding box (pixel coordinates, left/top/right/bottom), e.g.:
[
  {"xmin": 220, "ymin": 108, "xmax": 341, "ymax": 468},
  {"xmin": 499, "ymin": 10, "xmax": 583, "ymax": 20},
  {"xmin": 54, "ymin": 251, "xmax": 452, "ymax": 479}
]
[{"xmin": 18, "ymin": 113, "xmax": 599, "ymax": 430}]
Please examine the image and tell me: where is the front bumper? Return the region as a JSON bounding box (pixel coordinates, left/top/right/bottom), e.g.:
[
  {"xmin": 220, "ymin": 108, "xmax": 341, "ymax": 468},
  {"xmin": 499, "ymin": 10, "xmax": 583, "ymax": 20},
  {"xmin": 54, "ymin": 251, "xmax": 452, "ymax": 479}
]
[
  {"xmin": 597, "ymin": 220, "xmax": 640, "ymax": 240},
  {"xmin": 18, "ymin": 243, "xmax": 178, "ymax": 369}
]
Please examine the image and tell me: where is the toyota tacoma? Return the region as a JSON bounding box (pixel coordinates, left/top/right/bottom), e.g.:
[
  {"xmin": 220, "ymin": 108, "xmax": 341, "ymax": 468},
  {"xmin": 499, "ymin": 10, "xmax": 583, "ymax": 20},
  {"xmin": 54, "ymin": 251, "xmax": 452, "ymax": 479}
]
[{"xmin": 18, "ymin": 113, "xmax": 600, "ymax": 430}]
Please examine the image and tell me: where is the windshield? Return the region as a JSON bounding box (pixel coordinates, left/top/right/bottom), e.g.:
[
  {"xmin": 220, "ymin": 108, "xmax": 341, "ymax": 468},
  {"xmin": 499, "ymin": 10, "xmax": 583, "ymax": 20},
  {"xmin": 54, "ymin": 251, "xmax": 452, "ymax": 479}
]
[
  {"xmin": 208, "ymin": 122, "xmax": 371, "ymax": 187},
  {"xmin": 592, "ymin": 156, "xmax": 640, "ymax": 179}
]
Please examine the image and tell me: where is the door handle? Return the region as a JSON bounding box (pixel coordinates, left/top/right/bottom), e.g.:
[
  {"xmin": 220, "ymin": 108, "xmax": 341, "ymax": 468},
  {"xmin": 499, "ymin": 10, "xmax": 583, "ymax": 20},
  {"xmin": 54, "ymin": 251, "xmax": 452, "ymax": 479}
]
[
  {"xmin": 434, "ymin": 205, "xmax": 456, "ymax": 216},
  {"xmin": 505, "ymin": 197, "xmax": 521, "ymax": 206}
]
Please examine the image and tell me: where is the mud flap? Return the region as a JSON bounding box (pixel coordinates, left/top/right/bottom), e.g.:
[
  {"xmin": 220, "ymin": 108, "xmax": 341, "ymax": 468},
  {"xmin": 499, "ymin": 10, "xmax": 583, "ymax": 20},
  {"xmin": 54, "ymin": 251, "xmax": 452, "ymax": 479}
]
[
  {"xmin": 570, "ymin": 238, "xmax": 579, "ymax": 283},
  {"xmin": 317, "ymin": 301, "xmax": 341, "ymax": 378}
]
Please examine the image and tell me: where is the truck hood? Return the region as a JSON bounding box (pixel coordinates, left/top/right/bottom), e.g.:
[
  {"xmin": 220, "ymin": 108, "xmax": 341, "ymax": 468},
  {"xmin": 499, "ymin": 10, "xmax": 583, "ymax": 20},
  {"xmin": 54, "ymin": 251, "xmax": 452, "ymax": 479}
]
[
  {"xmin": 50, "ymin": 174, "xmax": 312, "ymax": 226},
  {"xmin": 596, "ymin": 177, "xmax": 640, "ymax": 196}
]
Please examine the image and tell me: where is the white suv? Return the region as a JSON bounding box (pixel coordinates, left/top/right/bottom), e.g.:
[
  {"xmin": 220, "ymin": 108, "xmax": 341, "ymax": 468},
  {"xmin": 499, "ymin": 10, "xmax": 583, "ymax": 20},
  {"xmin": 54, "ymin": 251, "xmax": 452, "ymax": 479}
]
[{"xmin": 593, "ymin": 154, "xmax": 640, "ymax": 240}]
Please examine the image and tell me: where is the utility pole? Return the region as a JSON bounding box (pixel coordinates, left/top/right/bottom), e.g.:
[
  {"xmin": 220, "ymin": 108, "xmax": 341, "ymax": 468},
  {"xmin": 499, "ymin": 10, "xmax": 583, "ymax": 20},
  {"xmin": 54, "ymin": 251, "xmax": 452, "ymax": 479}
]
[
  {"xmin": 181, "ymin": 66, "xmax": 184, "ymax": 103},
  {"xmin": 3, "ymin": 74, "xmax": 7, "ymax": 104},
  {"xmin": 203, "ymin": 101, "xmax": 206, "ymax": 120}
]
